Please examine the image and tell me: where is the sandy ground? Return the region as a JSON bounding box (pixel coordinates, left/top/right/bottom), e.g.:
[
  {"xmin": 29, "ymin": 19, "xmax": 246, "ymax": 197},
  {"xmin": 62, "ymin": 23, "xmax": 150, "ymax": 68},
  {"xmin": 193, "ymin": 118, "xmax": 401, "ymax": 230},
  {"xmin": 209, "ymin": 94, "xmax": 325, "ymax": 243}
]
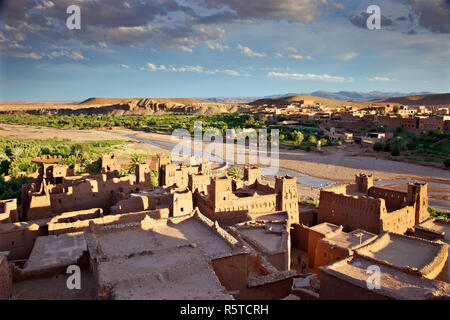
[{"xmin": 1, "ymin": 124, "xmax": 449, "ymax": 205}]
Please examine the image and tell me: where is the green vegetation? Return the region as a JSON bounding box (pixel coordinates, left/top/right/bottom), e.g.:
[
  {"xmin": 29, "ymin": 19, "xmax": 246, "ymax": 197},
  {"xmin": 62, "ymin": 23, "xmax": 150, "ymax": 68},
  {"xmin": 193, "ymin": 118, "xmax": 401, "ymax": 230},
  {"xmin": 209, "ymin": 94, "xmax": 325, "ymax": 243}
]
[
  {"xmin": 227, "ymin": 166, "xmax": 243, "ymax": 180},
  {"xmin": 293, "ymin": 131, "xmax": 304, "ymax": 146},
  {"xmin": 0, "ymin": 113, "xmax": 266, "ymax": 134},
  {"xmin": 128, "ymin": 154, "xmax": 144, "ymax": 174},
  {"xmin": 302, "ymin": 199, "xmax": 319, "ymax": 207},
  {"xmin": 428, "ymin": 206, "xmax": 450, "ymax": 220},
  {"xmin": 0, "ymin": 137, "xmax": 133, "ymax": 203},
  {"xmin": 0, "ymin": 177, "xmax": 32, "ymax": 204},
  {"xmin": 373, "ymin": 142, "xmax": 383, "ymax": 152},
  {"xmin": 0, "ymin": 113, "xmax": 340, "ymax": 148},
  {"xmin": 150, "ymin": 171, "xmax": 159, "ymax": 187},
  {"xmin": 444, "ymin": 158, "xmax": 450, "ymax": 168},
  {"xmin": 373, "ymin": 130, "xmax": 449, "ymax": 165}
]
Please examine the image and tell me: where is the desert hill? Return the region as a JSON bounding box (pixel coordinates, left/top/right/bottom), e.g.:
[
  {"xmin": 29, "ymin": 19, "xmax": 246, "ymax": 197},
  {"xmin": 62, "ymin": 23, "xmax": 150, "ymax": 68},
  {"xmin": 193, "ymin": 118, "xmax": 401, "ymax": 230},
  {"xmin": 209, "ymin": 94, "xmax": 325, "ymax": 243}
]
[
  {"xmin": 0, "ymin": 97, "xmax": 251, "ymax": 116},
  {"xmin": 249, "ymin": 94, "xmax": 375, "ymax": 108},
  {"xmin": 249, "ymin": 93, "xmax": 449, "ymax": 108},
  {"xmin": 79, "ymin": 97, "xmax": 203, "ymax": 106},
  {"xmin": 370, "ymin": 93, "xmax": 450, "ymax": 106}
]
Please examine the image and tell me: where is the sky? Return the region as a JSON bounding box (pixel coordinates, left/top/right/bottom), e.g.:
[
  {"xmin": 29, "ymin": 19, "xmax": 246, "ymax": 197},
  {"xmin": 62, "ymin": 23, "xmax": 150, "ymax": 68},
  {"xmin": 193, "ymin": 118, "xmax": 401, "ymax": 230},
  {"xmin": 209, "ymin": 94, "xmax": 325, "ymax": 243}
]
[{"xmin": 0, "ymin": 0, "xmax": 449, "ymax": 101}]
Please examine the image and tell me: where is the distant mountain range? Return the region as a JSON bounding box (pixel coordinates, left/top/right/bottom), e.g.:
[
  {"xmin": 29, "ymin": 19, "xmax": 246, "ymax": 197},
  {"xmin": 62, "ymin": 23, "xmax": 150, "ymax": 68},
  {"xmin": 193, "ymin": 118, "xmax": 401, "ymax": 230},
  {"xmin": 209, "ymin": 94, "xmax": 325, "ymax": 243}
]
[
  {"xmin": 308, "ymin": 91, "xmax": 434, "ymax": 102},
  {"xmin": 200, "ymin": 91, "xmax": 437, "ymax": 104}
]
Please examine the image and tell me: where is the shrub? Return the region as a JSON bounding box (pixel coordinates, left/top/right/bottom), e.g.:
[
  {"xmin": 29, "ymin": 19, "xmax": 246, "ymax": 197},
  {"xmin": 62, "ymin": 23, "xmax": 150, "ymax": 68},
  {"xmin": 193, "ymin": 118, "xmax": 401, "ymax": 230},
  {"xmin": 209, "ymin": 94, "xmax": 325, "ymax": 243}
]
[
  {"xmin": 391, "ymin": 147, "xmax": 400, "ymax": 156},
  {"xmin": 444, "ymin": 158, "xmax": 450, "ymax": 168},
  {"xmin": 373, "ymin": 142, "xmax": 383, "ymax": 152}
]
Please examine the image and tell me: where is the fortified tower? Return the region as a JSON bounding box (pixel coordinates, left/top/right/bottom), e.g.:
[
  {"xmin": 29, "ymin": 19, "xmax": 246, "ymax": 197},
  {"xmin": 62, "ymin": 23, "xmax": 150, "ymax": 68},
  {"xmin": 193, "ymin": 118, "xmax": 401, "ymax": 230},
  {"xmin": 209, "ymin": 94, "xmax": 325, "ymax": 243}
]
[
  {"xmin": 161, "ymin": 163, "xmax": 178, "ymax": 187},
  {"xmin": 407, "ymin": 182, "xmax": 429, "ymax": 225},
  {"xmin": 244, "ymin": 166, "xmax": 261, "ymax": 185},
  {"xmin": 275, "ymin": 176, "xmax": 299, "ymax": 224},
  {"xmin": 211, "ymin": 177, "xmax": 233, "ymax": 205},
  {"xmin": 355, "ymin": 173, "xmax": 373, "ymax": 194}
]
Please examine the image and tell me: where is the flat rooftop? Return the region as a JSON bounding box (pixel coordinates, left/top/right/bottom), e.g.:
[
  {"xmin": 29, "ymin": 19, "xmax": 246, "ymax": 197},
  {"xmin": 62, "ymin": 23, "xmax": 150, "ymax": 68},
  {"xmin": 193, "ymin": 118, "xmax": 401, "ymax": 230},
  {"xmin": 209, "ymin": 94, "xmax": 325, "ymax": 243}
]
[
  {"xmin": 236, "ymin": 226, "xmax": 283, "ymax": 254},
  {"xmin": 356, "ymin": 233, "xmax": 448, "ymax": 276},
  {"xmin": 98, "ymin": 246, "xmax": 233, "ymax": 300},
  {"xmin": 321, "ymin": 256, "xmax": 450, "ymax": 300},
  {"xmin": 24, "ymin": 233, "xmax": 86, "ymax": 271},
  {"xmin": 93, "ymin": 218, "xmax": 235, "ymax": 258},
  {"xmin": 416, "ymin": 218, "xmax": 450, "ymax": 243},
  {"xmin": 310, "ymin": 222, "xmax": 342, "ymax": 236},
  {"xmin": 0, "ymin": 218, "xmax": 50, "ymax": 233},
  {"xmin": 322, "ymin": 229, "xmax": 377, "ymax": 249},
  {"xmin": 87, "ymin": 214, "xmax": 241, "ymax": 300}
]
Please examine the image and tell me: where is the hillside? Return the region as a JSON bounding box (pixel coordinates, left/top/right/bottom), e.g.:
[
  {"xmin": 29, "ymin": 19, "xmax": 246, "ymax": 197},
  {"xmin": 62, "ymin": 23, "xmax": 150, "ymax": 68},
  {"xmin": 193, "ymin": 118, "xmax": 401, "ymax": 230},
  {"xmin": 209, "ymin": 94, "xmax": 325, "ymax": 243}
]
[
  {"xmin": 249, "ymin": 94, "xmax": 375, "ymax": 108},
  {"xmin": 0, "ymin": 97, "xmax": 251, "ymax": 116},
  {"xmin": 370, "ymin": 93, "xmax": 450, "ymax": 106},
  {"xmin": 309, "ymin": 91, "xmax": 433, "ymax": 102},
  {"xmin": 79, "ymin": 97, "xmax": 204, "ymax": 106}
]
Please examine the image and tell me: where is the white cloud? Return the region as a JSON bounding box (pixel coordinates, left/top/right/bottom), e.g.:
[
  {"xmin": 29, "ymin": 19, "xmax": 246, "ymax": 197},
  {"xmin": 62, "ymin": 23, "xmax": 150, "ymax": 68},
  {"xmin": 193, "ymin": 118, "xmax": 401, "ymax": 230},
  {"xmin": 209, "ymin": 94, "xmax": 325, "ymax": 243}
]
[
  {"xmin": 339, "ymin": 52, "xmax": 358, "ymax": 61},
  {"xmin": 268, "ymin": 71, "xmax": 346, "ymax": 82},
  {"xmin": 48, "ymin": 50, "xmax": 86, "ymax": 60},
  {"xmin": 287, "ymin": 47, "xmax": 299, "ymax": 53},
  {"xmin": 180, "ymin": 46, "xmax": 194, "ymax": 53},
  {"xmin": 288, "ymin": 54, "xmax": 313, "ymax": 60},
  {"xmin": 118, "ymin": 64, "xmax": 130, "ymax": 69},
  {"xmin": 368, "ymin": 76, "xmax": 397, "ymax": 81},
  {"xmin": 223, "ymin": 69, "xmax": 240, "ymax": 76},
  {"xmin": 15, "ymin": 52, "xmax": 43, "ymax": 59},
  {"xmin": 275, "ymin": 53, "xmax": 284, "ymax": 58},
  {"xmin": 207, "ymin": 42, "xmax": 230, "ymax": 51},
  {"xmin": 237, "ymin": 44, "xmax": 266, "ymax": 57},
  {"xmin": 142, "ymin": 62, "xmax": 244, "ymax": 76},
  {"xmin": 145, "ymin": 62, "xmax": 167, "ymax": 71}
]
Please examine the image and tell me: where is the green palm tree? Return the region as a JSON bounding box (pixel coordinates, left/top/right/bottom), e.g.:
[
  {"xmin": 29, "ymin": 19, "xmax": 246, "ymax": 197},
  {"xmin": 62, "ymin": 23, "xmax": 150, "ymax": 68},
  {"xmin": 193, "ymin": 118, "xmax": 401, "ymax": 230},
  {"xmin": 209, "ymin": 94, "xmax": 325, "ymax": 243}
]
[{"xmin": 228, "ymin": 166, "xmax": 243, "ymax": 180}]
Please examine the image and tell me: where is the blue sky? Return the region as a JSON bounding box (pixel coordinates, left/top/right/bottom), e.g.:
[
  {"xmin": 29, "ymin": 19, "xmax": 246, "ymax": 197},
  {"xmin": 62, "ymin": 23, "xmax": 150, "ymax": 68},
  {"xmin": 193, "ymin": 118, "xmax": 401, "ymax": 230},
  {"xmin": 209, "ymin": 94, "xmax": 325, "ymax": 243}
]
[{"xmin": 0, "ymin": 0, "xmax": 449, "ymax": 101}]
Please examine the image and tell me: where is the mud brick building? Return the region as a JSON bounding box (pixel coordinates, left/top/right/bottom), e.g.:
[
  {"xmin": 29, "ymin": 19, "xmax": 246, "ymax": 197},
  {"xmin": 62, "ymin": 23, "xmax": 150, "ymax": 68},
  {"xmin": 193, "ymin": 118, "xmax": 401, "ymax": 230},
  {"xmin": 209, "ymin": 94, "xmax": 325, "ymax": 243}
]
[{"xmin": 318, "ymin": 174, "xmax": 429, "ymax": 234}]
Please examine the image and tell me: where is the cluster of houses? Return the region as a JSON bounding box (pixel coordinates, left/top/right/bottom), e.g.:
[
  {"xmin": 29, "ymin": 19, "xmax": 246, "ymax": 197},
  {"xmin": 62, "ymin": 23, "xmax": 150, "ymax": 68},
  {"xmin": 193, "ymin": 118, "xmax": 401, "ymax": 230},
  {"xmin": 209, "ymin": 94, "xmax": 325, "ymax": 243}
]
[{"xmin": 257, "ymin": 101, "xmax": 450, "ymax": 143}]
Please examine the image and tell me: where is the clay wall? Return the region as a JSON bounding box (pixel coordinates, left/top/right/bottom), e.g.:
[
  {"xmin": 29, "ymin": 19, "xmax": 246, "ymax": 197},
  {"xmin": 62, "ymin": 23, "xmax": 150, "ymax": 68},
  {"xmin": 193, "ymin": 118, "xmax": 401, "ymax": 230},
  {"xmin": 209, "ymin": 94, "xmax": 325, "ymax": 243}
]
[
  {"xmin": 0, "ymin": 199, "xmax": 18, "ymax": 224},
  {"xmin": 291, "ymin": 223, "xmax": 309, "ymax": 252},
  {"xmin": 319, "ymin": 272, "xmax": 391, "ymax": 300},
  {"xmin": 369, "ymin": 187, "xmax": 408, "ymax": 211},
  {"xmin": 313, "ymin": 242, "xmax": 351, "ymax": 275},
  {"xmin": 380, "ymin": 206, "xmax": 416, "ymax": 234},
  {"xmin": 0, "ymin": 222, "xmax": 48, "ymax": 260},
  {"xmin": 318, "ymin": 191, "xmax": 384, "ymax": 234},
  {"xmin": 0, "ymin": 254, "xmax": 11, "ymax": 300}
]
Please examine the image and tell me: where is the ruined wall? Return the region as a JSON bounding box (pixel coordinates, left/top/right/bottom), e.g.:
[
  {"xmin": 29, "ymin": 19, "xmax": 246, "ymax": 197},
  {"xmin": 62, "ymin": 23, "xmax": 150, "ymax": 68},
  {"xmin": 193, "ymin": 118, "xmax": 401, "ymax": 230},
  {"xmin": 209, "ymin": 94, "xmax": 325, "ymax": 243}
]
[
  {"xmin": 26, "ymin": 172, "xmax": 153, "ymax": 220},
  {"xmin": 0, "ymin": 199, "xmax": 18, "ymax": 224},
  {"xmin": 49, "ymin": 209, "xmax": 169, "ymax": 235},
  {"xmin": 0, "ymin": 254, "xmax": 11, "ymax": 300},
  {"xmin": 0, "ymin": 222, "xmax": 48, "ymax": 261}
]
